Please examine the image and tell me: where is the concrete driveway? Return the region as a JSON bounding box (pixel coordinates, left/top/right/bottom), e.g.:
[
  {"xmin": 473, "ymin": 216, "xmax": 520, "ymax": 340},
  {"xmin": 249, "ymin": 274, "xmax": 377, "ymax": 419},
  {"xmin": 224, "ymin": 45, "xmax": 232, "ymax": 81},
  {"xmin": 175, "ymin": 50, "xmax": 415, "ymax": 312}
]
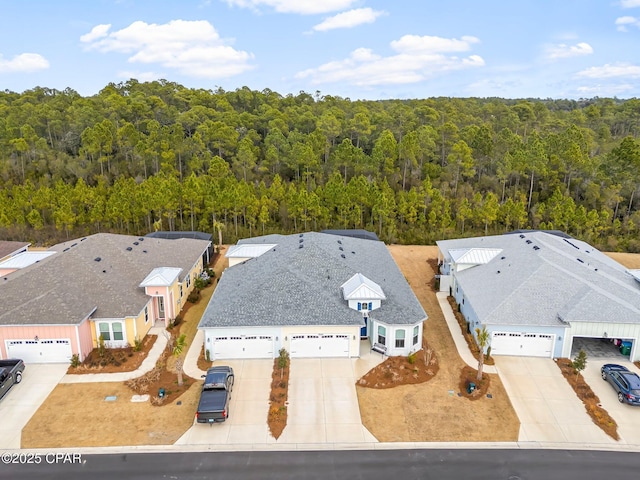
[
  {"xmin": 176, "ymin": 347, "xmax": 381, "ymax": 446},
  {"xmin": 0, "ymin": 363, "xmax": 68, "ymax": 449},
  {"xmin": 277, "ymin": 358, "xmax": 377, "ymax": 444},
  {"xmin": 176, "ymin": 359, "xmax": 272, "ymax": 445},
  {"xmin": 495, "ymin": 356, "xmax": 616, "ymax": 445},
  {"xmin": 582, "ymin": 358, "xmax": 640, "ymax": 445}
]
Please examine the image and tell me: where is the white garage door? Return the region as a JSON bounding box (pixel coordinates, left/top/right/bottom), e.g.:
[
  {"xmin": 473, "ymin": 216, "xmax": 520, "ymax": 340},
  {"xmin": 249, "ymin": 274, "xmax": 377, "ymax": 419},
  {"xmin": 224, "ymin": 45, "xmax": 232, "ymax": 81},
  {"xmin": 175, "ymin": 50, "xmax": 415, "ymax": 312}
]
[
  {"xmin": 290, "ymin": 334, "xmax": 350, "ymax": 358},
  {"xmin": 6, "ymin": 339, "xmax": 73, "ymax": 363},
  {"xmin": 491, "ymin": 332, "xmax": 554, "ymax": 357},
  {"xmin": 212, "ymin": 335, "xmax": 274, "ymax": 359}
]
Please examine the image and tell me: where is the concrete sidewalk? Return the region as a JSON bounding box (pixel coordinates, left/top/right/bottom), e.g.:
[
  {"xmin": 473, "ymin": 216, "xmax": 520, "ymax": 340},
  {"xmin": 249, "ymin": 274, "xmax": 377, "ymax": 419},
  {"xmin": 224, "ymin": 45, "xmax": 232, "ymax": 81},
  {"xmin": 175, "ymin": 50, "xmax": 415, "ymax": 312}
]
[
  {"xmin": 436, "ymin": 292, "xmax": 497, "ymax": 374},
  {"xmin": 183, "ymin": 329, "xmax": 207, "ymax": 380},
  {"xmin": 60, "ymin": 327, "xmax": 169, "ymax": 383}
]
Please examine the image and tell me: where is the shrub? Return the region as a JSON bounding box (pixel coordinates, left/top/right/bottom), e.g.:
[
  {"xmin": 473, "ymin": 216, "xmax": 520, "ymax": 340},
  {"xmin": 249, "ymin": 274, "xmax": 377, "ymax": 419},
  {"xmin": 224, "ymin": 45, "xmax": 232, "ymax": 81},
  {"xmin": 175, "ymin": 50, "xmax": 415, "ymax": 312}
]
[
  {"xmin": 187, "ymin": 290, "xmax": 200, "ymax": 304},
  {"xmin": 70, "ymin": 354, "xmax": 80, "ymax": 368},
  {"xmin": 133, "ymin": 337, "xmax": 142, "ymax": 352},
  {"xmin": 407, "ymin": 352, "xmax": 417, "ymax": 364},
  {"xmin": 98, "ymin": 334, "xmax": 106, "ymax": 357},
  {"xmin": 205, "ymin": 349, "xmax": 211, "ymax": 362}
]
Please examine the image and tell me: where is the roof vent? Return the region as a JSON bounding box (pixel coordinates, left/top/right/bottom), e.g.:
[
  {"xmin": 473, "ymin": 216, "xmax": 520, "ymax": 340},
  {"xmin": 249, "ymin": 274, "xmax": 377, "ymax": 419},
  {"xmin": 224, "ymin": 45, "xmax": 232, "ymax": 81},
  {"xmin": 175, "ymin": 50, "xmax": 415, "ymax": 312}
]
[
  {"xmin": 519, "ymin": 234, "xmax": 525, "ymax": 238},
  {"xmin": 577, "ymin": 258, "xmax": 584, "ymax": 263},
  {"xmin": 299, "ymin": 244, "xmax": 304, "ymax": 249},
  {"xmin": 497, "ymin": 270, "xmax": 501, "ymax": 274},
  {"xmin": 102, "ymin": 269, "xmax": 106, "ymax": 273},
  {"xmin": 533, "ymin": 245, "xmax": 540, "ymax": 250},
  {"xmin": 337, "ymin": 240, "xmax": 342, "ymax": 244},
  {"xmin": 139, "ymin": 238, "xmax": 144, "ymax": 241},
  {"xmin": 352, "ymin": 251, "xmax": 355, "ymax": 254},
  {"xmin": 94, "ymin": 257, "xmax": 101, "ymax": 262},
  {"xmin": 126, "ymin": 247, "xmax": 133, "ymax": 251},
  {"xmin": 300, "ymin": 233, "xmax": 304, "ymax": 237},
  {"xmin": 341, "ymin": 254, "xmax": 346, "ymax": 258},
  {"xmin": 81, "ymin": 237, "xmax": 87, "ymax": 241},
  {"xmin": 63, "ymin": 247, "xmax": 70, "ymax": 252},
  {"xmin": 133, "ymin": 241, "xmax": 139, "ymax": 245},
  {"xmin": 525, "ymin": 240, "xmax": 532, "ymax": 244},
  {"xmin": 142, "ymin": 250, "xmax": 147, "ymax": 253},
  {"xmin": 299, "ymin": 239, "xmax": 303, "ymax": 243},
  {"xmin": 339, "ymin": 247, "xmax": 344, "ymax": 251},
  {"xmin": 71, "ymin": 243, "xmax": 77, "ymax": 247},
  {"xmin": 501, "ymin": 256, "xmax": 506, "ymax": 260}
]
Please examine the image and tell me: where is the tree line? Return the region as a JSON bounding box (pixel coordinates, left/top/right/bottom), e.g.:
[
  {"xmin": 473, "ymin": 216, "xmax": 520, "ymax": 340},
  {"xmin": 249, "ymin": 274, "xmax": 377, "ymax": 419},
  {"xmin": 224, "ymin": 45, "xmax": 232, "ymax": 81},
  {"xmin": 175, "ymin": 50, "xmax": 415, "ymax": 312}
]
[{"xmin": 0, "ymin": 80, "xmax": 639, "ymax": 251}]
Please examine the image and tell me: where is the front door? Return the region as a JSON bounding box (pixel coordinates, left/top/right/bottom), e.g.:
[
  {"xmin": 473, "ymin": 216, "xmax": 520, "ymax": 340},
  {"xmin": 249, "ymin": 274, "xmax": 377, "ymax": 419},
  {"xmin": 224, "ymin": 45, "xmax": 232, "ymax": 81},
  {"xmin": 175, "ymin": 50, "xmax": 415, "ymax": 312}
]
[
  {"xmin": 158, "ymin": 296, "xmax": 165, "ymax": 320},
  {"xmin": 360, "ymin": 316, "xmax": 368, "ymax": 338}
]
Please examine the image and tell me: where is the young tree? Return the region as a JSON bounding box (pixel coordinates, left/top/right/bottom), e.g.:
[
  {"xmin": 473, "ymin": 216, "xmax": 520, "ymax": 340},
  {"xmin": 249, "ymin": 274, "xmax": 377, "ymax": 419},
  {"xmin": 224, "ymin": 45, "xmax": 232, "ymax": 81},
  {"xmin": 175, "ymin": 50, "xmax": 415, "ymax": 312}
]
[
  {"xmin": 172, "ymin": 333, "xmax": 187, "ymax": 387},
  {"xmin": 572, "ymin": 349, "xmax": 587, "ymax": 384},
  {"xmin": 475, "ymin": 326, "xmax": 490, "ymax": 381}
]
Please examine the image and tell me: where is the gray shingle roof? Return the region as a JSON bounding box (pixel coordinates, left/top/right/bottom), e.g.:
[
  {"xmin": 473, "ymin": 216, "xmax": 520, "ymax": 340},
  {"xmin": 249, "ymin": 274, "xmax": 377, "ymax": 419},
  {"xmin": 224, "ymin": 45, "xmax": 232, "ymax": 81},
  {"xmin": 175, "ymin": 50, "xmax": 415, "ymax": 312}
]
[
  {"xmin": 0, "ymin": 241, "xmax": 29, "ymax": 261},
  {"xmin": 199, "ymin": 232, "xmax": 427, "ymax": 329},
  {"xmin": 0, "ymin": 233, "xmax": 210, "ymax": 325},
  {"xmin": 437, "ymin": 232, "xmax": 640, "ymax": 327}
]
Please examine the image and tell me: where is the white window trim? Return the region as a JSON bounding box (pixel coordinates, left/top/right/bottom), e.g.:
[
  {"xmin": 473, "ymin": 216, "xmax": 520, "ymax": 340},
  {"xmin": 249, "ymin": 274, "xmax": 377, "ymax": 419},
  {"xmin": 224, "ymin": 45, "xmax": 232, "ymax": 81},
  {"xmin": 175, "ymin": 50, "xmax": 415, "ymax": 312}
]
[
  {"xmin": 395, "ymin": 329, "xmax": 405, "ymax": 348},
  {"xmin": 96, "ymin": 320, "xmax": 127, "ymax": 347}
]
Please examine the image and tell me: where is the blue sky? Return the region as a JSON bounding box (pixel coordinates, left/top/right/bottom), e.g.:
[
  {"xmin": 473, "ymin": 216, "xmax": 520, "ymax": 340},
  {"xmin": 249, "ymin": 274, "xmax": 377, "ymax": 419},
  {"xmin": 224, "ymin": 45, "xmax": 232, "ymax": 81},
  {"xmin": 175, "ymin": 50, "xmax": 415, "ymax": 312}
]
[{"xmin": 1, "ymin": 0, "xmax": 640, "ymax": 99}]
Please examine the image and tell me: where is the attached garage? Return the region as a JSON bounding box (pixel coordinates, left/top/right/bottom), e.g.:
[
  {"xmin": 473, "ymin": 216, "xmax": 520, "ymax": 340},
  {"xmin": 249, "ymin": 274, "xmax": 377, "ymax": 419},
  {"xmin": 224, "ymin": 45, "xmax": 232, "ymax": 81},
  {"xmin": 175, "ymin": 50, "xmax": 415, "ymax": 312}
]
[
  {"xmin": 212, "ymin": 335, "xmax": 274, "ymax": 360},
  {"xmin": 290, "ymin": 334, "xmax": 350, "ymax": 358},
  {"xmin": 491, "ymin": 332, "xmax": 554, "ymax": 358},
  {"xmin": 5, "ymin": 338, "xmax": 73, "ymax": 363}
]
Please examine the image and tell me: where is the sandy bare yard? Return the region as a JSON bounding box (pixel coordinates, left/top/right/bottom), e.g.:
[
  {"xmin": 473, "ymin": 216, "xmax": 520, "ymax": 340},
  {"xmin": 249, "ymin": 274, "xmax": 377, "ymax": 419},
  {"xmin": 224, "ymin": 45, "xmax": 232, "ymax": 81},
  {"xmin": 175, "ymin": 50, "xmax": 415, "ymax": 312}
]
[
  {"xmin": 604, "ymin": 252, "xmax": 640, "ymax": 269},
  {"xmin": 357, "ymin": 245, "xmax": 520, "ymax": 442}
]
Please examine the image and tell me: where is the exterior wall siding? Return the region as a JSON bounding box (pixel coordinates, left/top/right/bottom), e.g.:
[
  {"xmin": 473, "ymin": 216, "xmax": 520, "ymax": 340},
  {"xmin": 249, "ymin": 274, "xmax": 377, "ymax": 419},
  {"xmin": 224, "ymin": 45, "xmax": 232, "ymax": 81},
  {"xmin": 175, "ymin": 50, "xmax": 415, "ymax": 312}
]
[
  {"xmin": 76, "ymin": 320, "xmax": 94, "ymax": 360},
  {"xmin": 0, "ymin": 324, "xmax": 80, "ymax": 359},
  {"xmin": 371, "ymin": 319, "xmax": 423, "ymax": 357},
  {"xmin": 228, "ymin": 257, "xmax": 250, "ymax": 267}
]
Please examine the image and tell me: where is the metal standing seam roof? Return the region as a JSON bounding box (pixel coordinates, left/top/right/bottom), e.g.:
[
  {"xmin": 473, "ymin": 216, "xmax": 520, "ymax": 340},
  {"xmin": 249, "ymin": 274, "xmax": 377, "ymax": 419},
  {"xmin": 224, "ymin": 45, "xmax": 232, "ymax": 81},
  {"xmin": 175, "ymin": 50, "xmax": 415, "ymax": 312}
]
[
  {"xmin": 139, "ymin": 267, "xmax": 183, "ymax": 287},
  {"xmin": 0, "ymin": 233, "xmax": 210, "ymax": 326},
  {"xmin": 437, "ymin": 232, "xmax": 640, "ymax": 327},
  {"xmin": 225, "ymin": 244, "xmax": 278, "ymax": 259},
  {"xmin": 341, "ymin": 273, "xmax": 386, "ymax": 300},
  {"xmin": 0, "ymin": 250, "xmax": 56, "ymax": 269},
  {"xmin": 199, "ymin": 232, "xmax": 427, "ymax": 329},
  {"xmin": 448, "ymin": 247, "xmax": 503, "ymax": 265}
]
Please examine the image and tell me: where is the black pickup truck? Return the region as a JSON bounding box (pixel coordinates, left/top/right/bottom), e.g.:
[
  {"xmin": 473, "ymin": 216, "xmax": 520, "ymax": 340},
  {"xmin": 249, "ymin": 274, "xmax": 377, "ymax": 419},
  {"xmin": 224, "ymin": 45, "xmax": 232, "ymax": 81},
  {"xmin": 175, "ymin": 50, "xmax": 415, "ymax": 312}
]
[
  {"xmin": 0, "ymin": 359, "xmax": 25, "ymax": 401},
  {"xmin": 196, "ymin": 366, "xmax": 234, "ymax": 424}
]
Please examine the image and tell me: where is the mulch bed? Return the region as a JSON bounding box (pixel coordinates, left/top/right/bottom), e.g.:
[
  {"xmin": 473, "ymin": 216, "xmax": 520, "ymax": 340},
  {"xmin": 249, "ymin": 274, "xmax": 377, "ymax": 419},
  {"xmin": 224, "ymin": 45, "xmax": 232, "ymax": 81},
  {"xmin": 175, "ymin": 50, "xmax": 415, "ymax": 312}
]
[
  {"xmin": 197, "ymin": 345, "xmax": 212, "ymax": 372},
  {"xmin": 124, "ymin": 344, "xmax": 195, "ymax": 407},
  {"xmin": 447, "ymin": 296, "xmax": 495, "ymax": 366},
  {"xmin": 457, "ymin": 365, "xmax": 491, "ymax": 401},
  {"xmin": 267, "ymin": 358, "xmax": 290, "ymax": 439},
  {"xmin": 67, "ymin": 335, "xmax": 156, "ymax": 374},
  {"xmin": 556, "ymin": 358, "xmax": 619, "ymax": 440},
  {"xmin": 357, "ymin": 343, "xmax": 439, "ymax": 389}
]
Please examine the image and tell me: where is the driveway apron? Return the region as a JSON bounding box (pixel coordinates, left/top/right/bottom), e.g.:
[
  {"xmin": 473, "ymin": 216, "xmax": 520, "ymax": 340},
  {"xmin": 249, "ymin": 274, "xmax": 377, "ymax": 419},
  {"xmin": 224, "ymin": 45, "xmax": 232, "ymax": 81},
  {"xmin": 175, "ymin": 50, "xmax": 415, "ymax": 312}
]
[
  {"xmin": 0, "ymin": 364, "xmax": 68, "ymax": 449},
  {"xmin": 495, "ymin": 356, "xmax": 617, "ymax": 445}
]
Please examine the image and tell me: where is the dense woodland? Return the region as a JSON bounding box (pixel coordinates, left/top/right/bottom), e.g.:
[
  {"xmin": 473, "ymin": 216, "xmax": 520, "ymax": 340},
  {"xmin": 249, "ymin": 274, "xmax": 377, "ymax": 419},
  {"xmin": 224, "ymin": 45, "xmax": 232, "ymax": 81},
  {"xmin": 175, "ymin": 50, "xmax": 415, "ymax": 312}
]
[{"xmin": 1, "ymin": 79, "xmax": 640, "ymax": 251}]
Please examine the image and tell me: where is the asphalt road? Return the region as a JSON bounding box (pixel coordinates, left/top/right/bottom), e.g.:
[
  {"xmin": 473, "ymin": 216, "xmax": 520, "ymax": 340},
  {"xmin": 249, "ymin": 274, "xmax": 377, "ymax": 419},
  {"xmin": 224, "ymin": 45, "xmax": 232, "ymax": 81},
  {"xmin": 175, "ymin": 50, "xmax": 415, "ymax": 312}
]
[{"xmin": 1, "ymin": 449, "xmax": 639, "ymax": 480}]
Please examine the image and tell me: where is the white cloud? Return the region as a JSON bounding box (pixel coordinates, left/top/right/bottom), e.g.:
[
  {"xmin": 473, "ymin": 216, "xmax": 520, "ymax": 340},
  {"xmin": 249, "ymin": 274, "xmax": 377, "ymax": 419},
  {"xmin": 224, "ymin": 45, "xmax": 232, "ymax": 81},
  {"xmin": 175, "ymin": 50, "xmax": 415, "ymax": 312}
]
[
  {"xmin": 80, "ymin": 24, "xmax": 111, "ymax": 43},
  {"xmin": 390, "ymin": 34, "xmax": 479, "ymax": 53},
  {"xmin": 223, "ymin": 0, "xmax": 357, "ymax": 14},
  {"xmin": 81, "ymin": 20, "xmax": 254, "ymax": 78},
  {"xmin": 295, "ymin": 34, "xmax": 484, "ymax": 86},
  {"xmin": 546, "ymin": 42, "xmax": 593, "ymax": 59},
  {"xmin": 620, "ymin": 0, "xmax": 640, "ymax": 8},
  {"xmin": 576, "ymin": 84, "xmax": 634, "ymax": 95},
  {"xmin": 312, "ymin": 8, "xmax": 385, "ymax": 32},
  {"xmin": 0, "ymin": 53, "xmax": 49, "ymax": 73},
  {"xmin": 615, "ymin": 16, "xmax": 640, "ymax": 31},
  {"xmin": 577, "ymin": 63, "xmax": 640, "ymax": 78}
]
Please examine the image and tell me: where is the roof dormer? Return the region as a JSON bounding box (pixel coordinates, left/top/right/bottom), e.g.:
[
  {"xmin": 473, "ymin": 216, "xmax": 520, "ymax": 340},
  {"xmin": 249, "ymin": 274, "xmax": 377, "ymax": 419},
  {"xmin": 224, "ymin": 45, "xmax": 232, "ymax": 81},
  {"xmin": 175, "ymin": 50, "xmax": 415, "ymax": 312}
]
[{"xmin": 341, "ymin": 273, "xmax": 385, "ymax": 314}]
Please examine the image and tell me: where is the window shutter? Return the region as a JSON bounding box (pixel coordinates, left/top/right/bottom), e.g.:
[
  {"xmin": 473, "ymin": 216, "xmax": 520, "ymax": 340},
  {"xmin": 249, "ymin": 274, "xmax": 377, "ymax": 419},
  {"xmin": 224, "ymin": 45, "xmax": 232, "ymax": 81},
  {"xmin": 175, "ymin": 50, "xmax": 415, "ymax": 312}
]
[{"xmin": 357, "ymin": 302, "xmax": 361, "ymax": 311}]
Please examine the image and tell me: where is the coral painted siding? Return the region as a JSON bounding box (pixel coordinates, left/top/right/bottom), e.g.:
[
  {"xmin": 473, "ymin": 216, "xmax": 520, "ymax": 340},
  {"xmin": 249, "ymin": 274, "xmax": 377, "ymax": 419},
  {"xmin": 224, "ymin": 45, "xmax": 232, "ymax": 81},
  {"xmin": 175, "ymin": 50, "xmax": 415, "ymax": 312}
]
[
  {"xmin": 75, "ymin": 320, "xmax": 94, "ymax": 361},
  {"xmin": 0, "ymin": 324, "xmax": 81, "ymax": 359}
]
